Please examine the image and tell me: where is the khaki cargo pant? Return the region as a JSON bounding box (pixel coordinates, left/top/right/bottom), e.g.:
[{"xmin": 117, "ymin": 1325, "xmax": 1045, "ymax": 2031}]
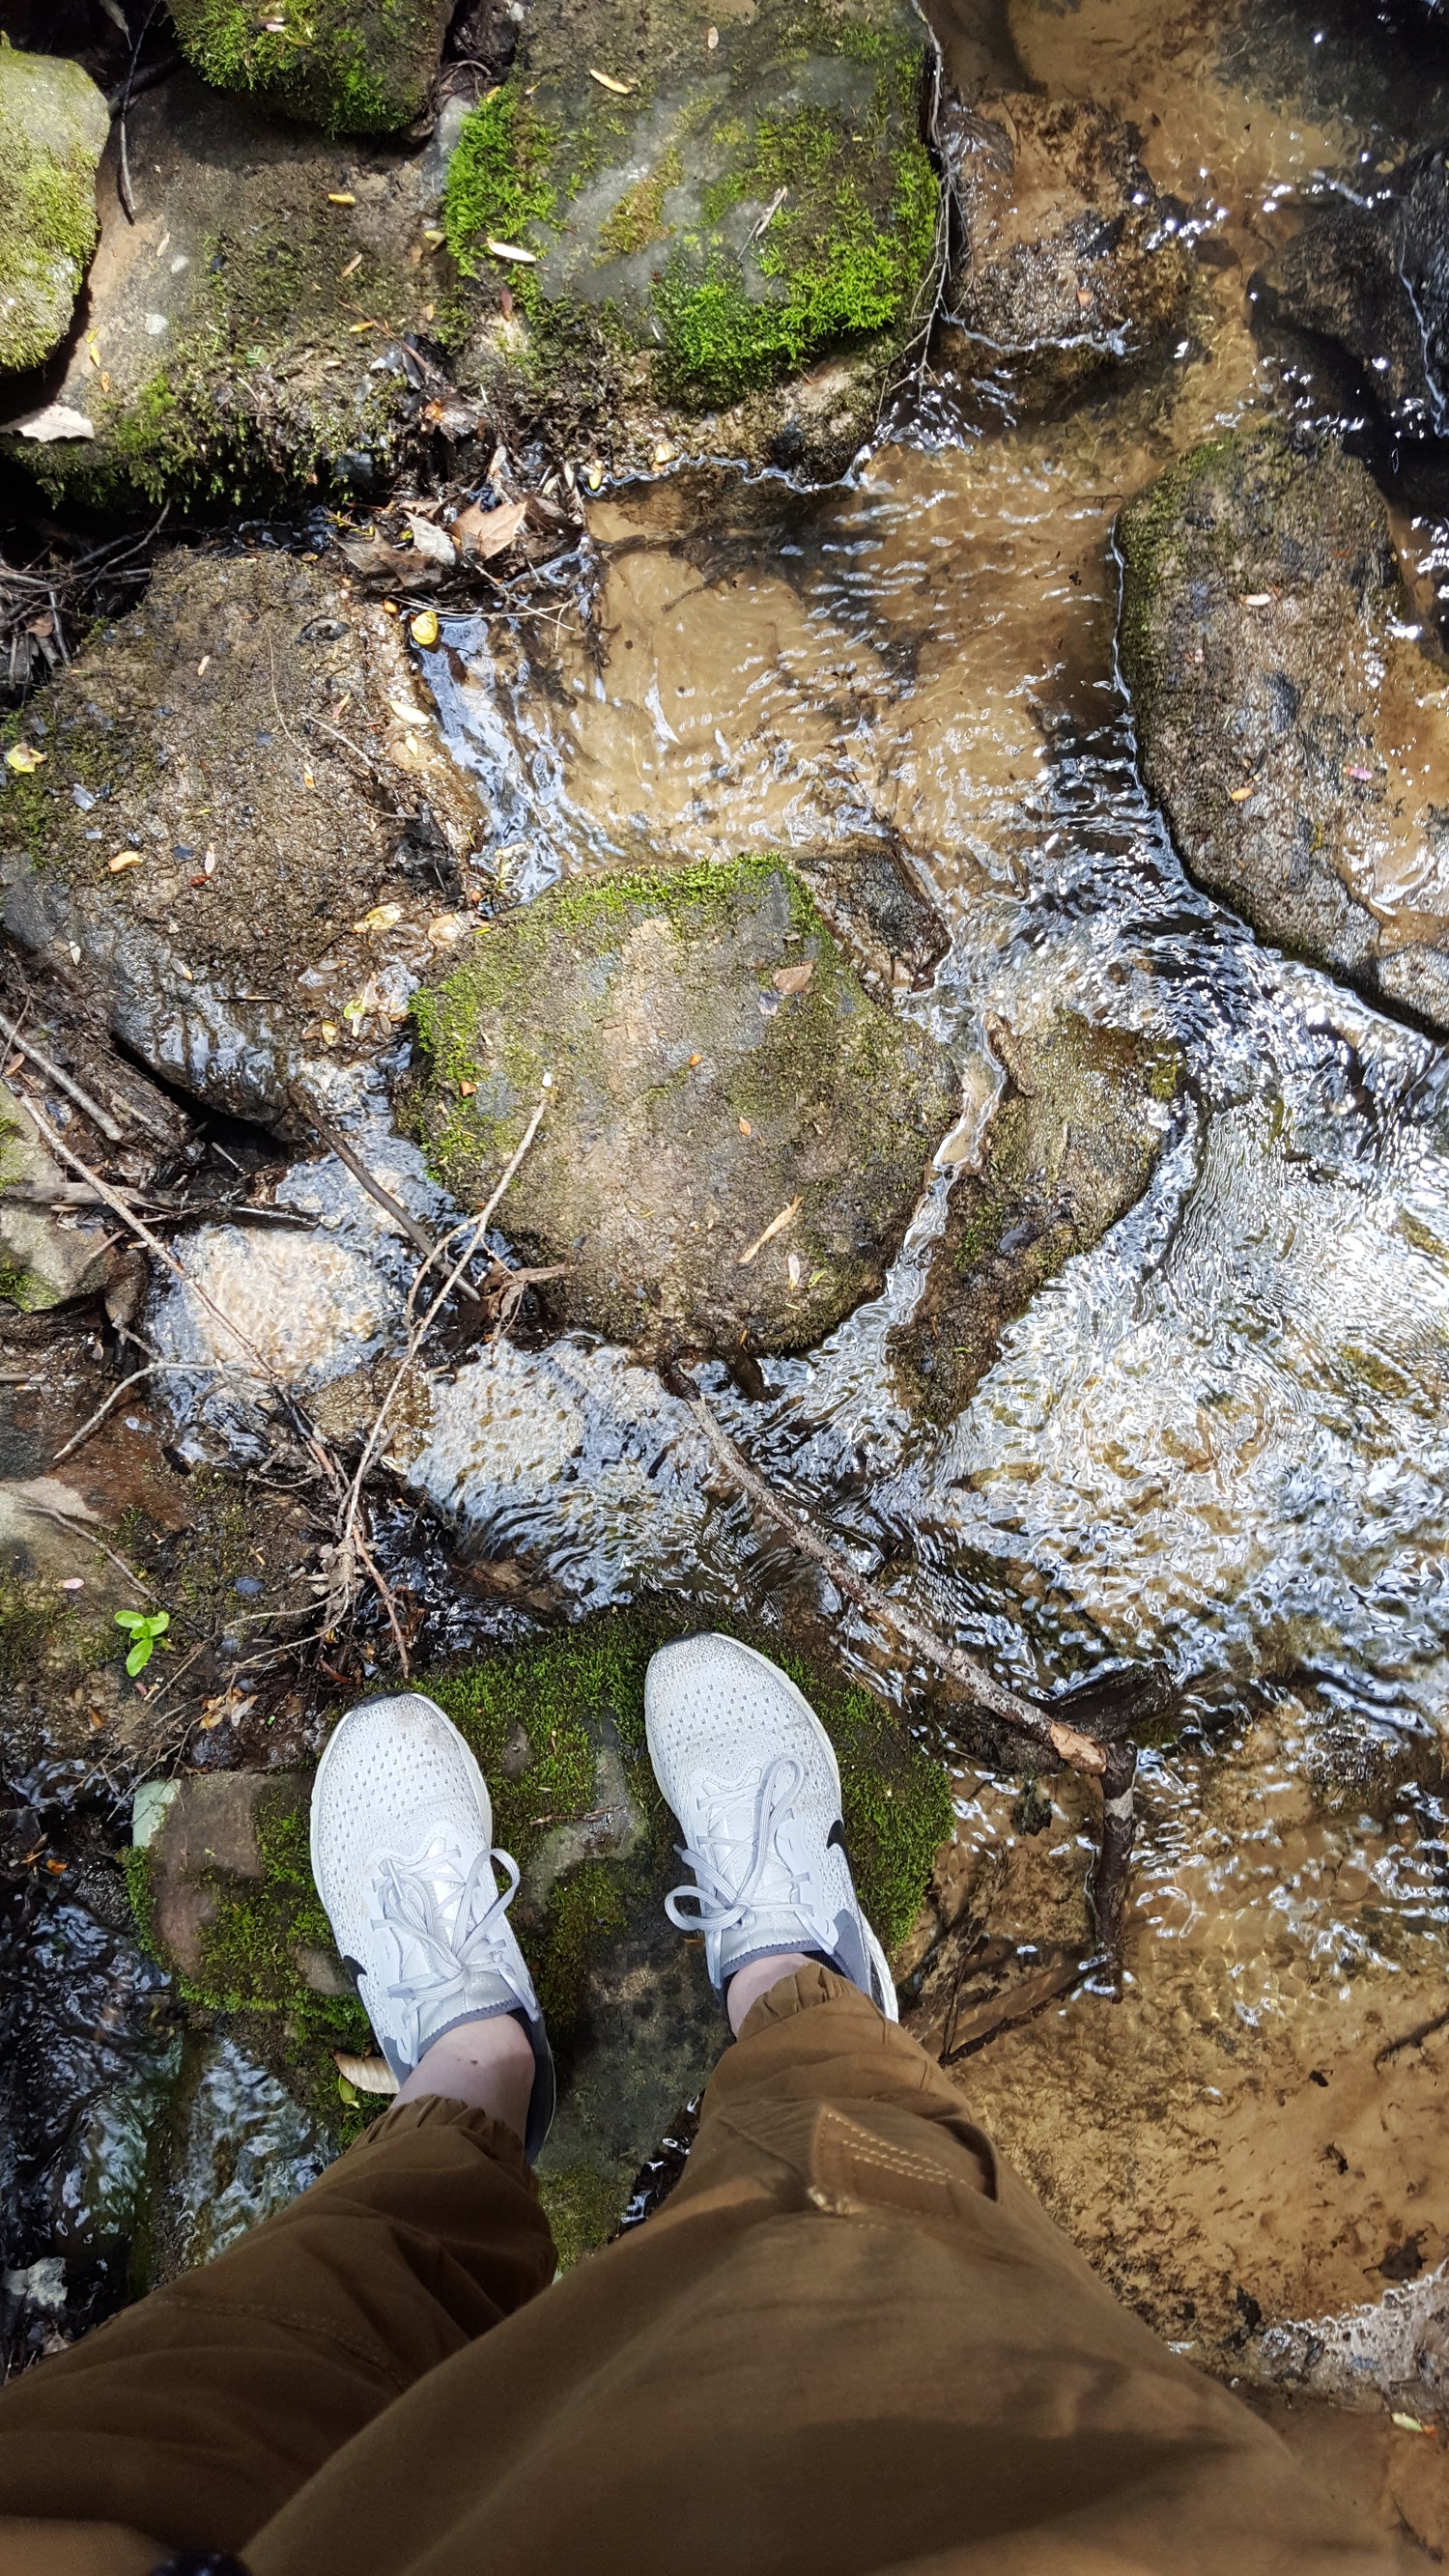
[{"xmin": 0, "ymin": 1967, "xmax": 1414, "ymax": 2576}]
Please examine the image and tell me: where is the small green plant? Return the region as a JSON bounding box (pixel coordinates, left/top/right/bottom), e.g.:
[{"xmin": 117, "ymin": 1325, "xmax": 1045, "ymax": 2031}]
[{"xmin": 114, "ymin": 1606, "xmax": 171, "ymax": 1676}]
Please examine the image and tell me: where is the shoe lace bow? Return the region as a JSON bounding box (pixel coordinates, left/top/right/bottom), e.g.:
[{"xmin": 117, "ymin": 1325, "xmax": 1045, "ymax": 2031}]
[
  {"xmin": 379, "ymin": 1842, "xmax": 523, "ymax": 2040},
  {"xmin": 664, "ymin": 1753, "xmax": 832, "ymax": 1948}
]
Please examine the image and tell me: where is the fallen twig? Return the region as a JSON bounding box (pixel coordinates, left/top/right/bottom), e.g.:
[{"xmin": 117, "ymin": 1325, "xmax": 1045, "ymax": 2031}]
[
  {"xmin": 288, "ymin": 1082, "xmax": 480, "ymax": 1301},
  {"xmin": 0, "ymin": 1009, "xmax": 126, "ymax": 1144},
  {"xmin": 51, "ymin": 1360, "xmax": 252, "ymax": 1464},
  {"xmin": 660, "ymin": 1362, "xmax": 1106, "ymax": 1776}
]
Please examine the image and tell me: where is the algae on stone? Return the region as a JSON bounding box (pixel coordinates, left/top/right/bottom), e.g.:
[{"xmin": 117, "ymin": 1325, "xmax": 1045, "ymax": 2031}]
[
  {"xmin": 444, "ymin": 0, "xmax": 939, "ymax": 480},
  {"xmin": 0, "ymin": 42, "xmax": 108, "ymax": 375},
  {"xmin": 0, "ymin": 546, "xmax": 477, "ymax": 1124},
  {"xmin": 892, "ymin": 1012, "xmax": 1179, "ymax": 1426},
  {"xmin": 409, "ymin": 856, "xmax": 957, "ymax": 1357},
  {"xmin": 1118, "ymin": 424, "xmax": 1449, "ymax": 1036},
  {"xmin": 169, "ymin": 0, "xmax": 452, "ymax": 137}
]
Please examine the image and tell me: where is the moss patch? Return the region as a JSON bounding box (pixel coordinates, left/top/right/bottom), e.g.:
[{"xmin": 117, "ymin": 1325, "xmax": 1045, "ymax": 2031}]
[
  {"xmin": 0, "ymin": 43, "xmax": 109, "ymax": 373},
  {"xmin": 168, "ymin": 0, "xmax": 451, "ymax": 135}
]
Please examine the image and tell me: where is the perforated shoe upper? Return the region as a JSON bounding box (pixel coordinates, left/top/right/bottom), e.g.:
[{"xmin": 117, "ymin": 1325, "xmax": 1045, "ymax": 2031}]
[
  {"xmin": 645, "ymin": 1633, "xmax": 898, "ymax": 2019},
  {"xmin": 309, "ymin": 1691, "xmax": 554, "ymax": 2155}
]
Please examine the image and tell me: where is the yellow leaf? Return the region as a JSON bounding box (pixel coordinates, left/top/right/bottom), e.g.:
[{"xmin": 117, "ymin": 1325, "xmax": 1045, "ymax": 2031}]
[
  {"xmin": 587, "ymin": 67, "xmax": 635, "ymax": 91},
  {"xmin": 321, "ymin": 1021, "xmax": 339, "ymax": 1044},
  {"xmin": 585, "ymin": 460, "xmax": 604, "ymax": 491},
  {"xmin": 410, "ymin": 609, "xmax": 440, "ymax": 646},
  {"xmin": 349, "ymin": 319, "xmax": 378, "ymax": 333},
  {"xmin": 108, "ymin": 850, "xmax": 143, "ymax": 871},
  {"xmin": 327, "ymin": 190, "xmax": 356, "ymax": 205},
  {"xmin": 6, "ymin": 742, "xmax": 46, "ymax": 773},
  {"xmin": 423, "ymin": 226, "xmax": 445, "ymax": 248},
  {"xmin": 353, "ymin": 901, "xmax": 403, "ymax": 933},
  {"xmin": 738, "ymin": 1197, "xmax": 803, "ymax": 1266},
  {"xmin": 1228, "ymin": 783, "xmax": 1254, "ymax": 803}
]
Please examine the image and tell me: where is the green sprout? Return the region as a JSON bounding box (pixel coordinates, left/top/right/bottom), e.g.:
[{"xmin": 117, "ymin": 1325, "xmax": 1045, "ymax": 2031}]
[{"xmin": 114, "ymin": 1606, "xmax": 171, "ymax": 1676}]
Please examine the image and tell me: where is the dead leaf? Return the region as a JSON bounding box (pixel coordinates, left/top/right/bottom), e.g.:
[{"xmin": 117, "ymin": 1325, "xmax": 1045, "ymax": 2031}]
[
  {"xmin": 1228, "ymin": 783, "xmax": 1254, "ymax": 803},
  {"xmin": 354, "ymin": 901, "xmax": 404, "ymax": 933},
  {"xmin": 109, "ymin": 850, "xmax": 143, "ymax": 871},
  {"xmin": 706, "ymin": 22, "xmax": 719, "ymax": 43},
  {"xmin": 327, "ymin": 190, "xmax": 356, "ymax": 206},
  {"xmin": 587, "ymin": 66, "xmax": 635, "ymax": 91},
  {"xmin": 738, "ymin": 1196, "xmax": 802, "ymax": 1265},
  {"xmin": 386, "ymin": 695, "xmax": 432, "ymax": 731},
  {"xmin": 426, "ymin": 913, "xmax": 470, "ymax": 945},
  {"xmin": 339, "ymin": 251, "xmax": 363, "ymax": 279},
  {"xmin": 738, "ymin": 1117, "xmax": 752, "ymax": 1136},
  {"xmin": 453, "ymin": 496, "xmax": 527, "ymax": 561},
  {"xmin": 486, "ymin": 238, "xmax": 539, "ymax": 264},
  {"xmin": 405, "ymin": 510, "xmax": 457, "ymax": 571},
  {"xmin": 1241, "ymin": 592, "xmax": 1272, "ymax": 607},
  {"xmin": 772, "ymin": 959, "xmax": 813, "ymax": 994},
  {"xmin": 1, "ymin": 402, "xmax": 95, "ymax": 443},
  {"xmin": 410, "ymin": 609, "xmax": 440, "ymax": 646},
  {"xmin": 333, "ymin": 2050, "xmax": 399, "ymax": 2096},
  {"xmin": 459, "ymin": 1078, "xmax": 477, "ymax": 1097},
  {"xmin": 5, "ymin": 744, "xmax": 45, "ymax": 774}
]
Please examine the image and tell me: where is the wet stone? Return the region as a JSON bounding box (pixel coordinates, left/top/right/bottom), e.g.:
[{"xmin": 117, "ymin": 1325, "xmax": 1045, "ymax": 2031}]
[
  {"xmin": 937, "ymin": 92, "xmax": 1191, "ymax": 411},
  {"xmin": 446, "ymin": 0, "xmax": 939, "ymax": 483},
  {"xmin": 1255, "ymin": 147, "xmax": 1449, "ymax": 439},
  {"xmin": 147, "ymin": 2032, "xmax": 331, "ymax": 2285},
  {"xmin": 0, "ymin": 46, "xmax": 108, "ymax": 375},
  {"xmin": 0, "ymin": 547, "xmax": 479, "ymax": 1126},
  {"xmin": 0, "ymin": 1081, "xmax": 109, "ymax": 1312},
  {"xmin": 1118, "ymin": 424, "xmax": 1449, "ymax": 1035},
  {"xmin": 410, "ymin": 856, "xmax": 956, "ymax": 1359},
  {"xmin": 891, "ymin": 1012, "xmax": 1179, "ymax": 1427}
]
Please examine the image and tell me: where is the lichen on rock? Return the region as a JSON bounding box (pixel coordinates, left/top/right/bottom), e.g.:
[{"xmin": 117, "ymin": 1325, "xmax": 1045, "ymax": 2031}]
[
  {"xmin": 1118, "ymin": 424, "xmax": 1449, "ymax": 1035},
  {"xmin": 443, "ymin": 0, "xmax": 940, "ymax": 481},
  {"xmin": 0, "ymin": 41, "xmax": 109, "ymax": 376},
  {"xmin": 0, "ymin": 545, "xmax": 479, "ymax": 1125},
  {"xmin": 891, "ymin": 1012, "xmax": 1179, "ymax": 1426},
  {"xmin": 409, "ymin": 855, "xmax": 958, "ymax": 1357},
  {"xmin": 168, "ymin": 0, "xmax": 453, "ymax": 136},
  {"xmin": 937, "ymin": 92, "xmax": 1190, "ymax": 411}
]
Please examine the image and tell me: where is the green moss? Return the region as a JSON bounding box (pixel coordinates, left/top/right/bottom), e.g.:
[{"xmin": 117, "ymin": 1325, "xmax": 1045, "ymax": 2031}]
[
  {"xmin": 537, "ymin": 2159, "xmax": 628, "ymax": 2273},
  {"xmin": 534, "ymin": 1861, "xmax": 629, "ymax": 2030},
  {"xmin": 168, "ymin": 0, "xmax": 446, "ymax": 135},
  {"xmin": 600, "ymin": 147, "xmax": 684, "ymax": 258},
  {"xmin": 443, "ymin": 88, "xmax": 559, "ymax": 316},
  {"xmin": 0, "ymin": 1568, "xmax": 113, "ymax": 1686},
  {"xmin": 0, "ymin": 44, "xmax": 107, "ymax": 374},
  {"xmin": 122, "ymin": 1841, "xmax": 158, "ymax": 1957}
]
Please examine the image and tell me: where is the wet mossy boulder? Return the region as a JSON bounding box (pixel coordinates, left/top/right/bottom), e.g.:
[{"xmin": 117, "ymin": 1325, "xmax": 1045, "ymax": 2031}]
[
  {"xmin": 128, "ymin": 1609, "xmax": 952, "ymax": 2261},
  {"xmin": 1119, "ymin": 426, "xmax": 1449, "ymax": 1036},
  {"xmin": 444, "ymin": 0, "xmax": 939, "ymax": 481},
  {"xmin": 0, "ymin": 42, "xmax": 109, "ymax": 376},
  {"xmin": 168, "ymin": 0, "xmax": 452, "ymax": 137},
  {"xmin": 0, "ymin": 1081, "xmax": 110, "ymax": 1311},
  {"xmin": 2, "ymin": 71, "xmax": 458, "ymax": 515},
  {"xmin": 410, "ymin": 856, "xmax": 958, "ymax": 1357},
  {"xmin": 1254, "ymin": 148, "xmax": 1449, "ymax": 439},
  {"xmin": 891, "ymin": 1012, "xmax": 1179, "ymax": 1426},
  {"xmin": 0, "ymin": 546, "xmax": 479, "ymax": 1126},
  {"xmin": 937, "ymin": 93, "xmax": 1190, "ymax": 412}
]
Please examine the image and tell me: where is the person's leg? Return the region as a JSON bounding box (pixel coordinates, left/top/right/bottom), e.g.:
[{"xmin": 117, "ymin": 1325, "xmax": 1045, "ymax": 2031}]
[{"xmin": 0, "ymin": 1694, "xmax": 557, "ymax": 2562}]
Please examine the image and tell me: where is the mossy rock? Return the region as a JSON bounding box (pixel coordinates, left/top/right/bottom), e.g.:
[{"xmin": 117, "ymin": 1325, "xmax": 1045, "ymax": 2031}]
[
  {"xmin": 0, "ymin": 42, "xmax": 109, "ymax": 375},
  {"xmin": 0, "ymin": 1079, "xmax": 110, "ymax": 1311},
  {"xmin": 0, "ymin": 546, "xmax": 477, "ymax": 1125},
  {"xmin": 408, "ymin": 855, "xmax": 957, "ymax": 1357},
  {"xmin": 169, "ymin": 0, "xmax": 452, "ymax": 137},
  {"xmin": 1118, "ymin": 424, "xmax": 1449, "ymax": 1037},
  {"xmin": 444, "ymin": 0, "xmax": 940, "ymax": 481},
  {"xmin": 938, "ymin": 92, "xmax": 1190, "ymax": 411},
  {"xmin": 1, "ymin": 70, "xmax": 457, "ymax": 515},
  {"xmin": 891, "ymin": 1011, "xmax": 1179, "ymax": 1426},
  {"xmin": 127, "ymin": 1606, "xmax": 952, "ymax": 2256}
]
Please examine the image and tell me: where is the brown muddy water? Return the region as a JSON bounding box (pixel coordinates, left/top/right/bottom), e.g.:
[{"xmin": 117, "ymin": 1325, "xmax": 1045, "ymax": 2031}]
[{"xmin": 8, "ymin": 0, "xmax": 1449, "ymax": 2502}]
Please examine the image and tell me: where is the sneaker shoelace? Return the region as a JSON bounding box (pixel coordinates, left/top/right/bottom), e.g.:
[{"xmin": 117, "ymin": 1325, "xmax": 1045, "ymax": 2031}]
[
  {"xmin": 664, "ymin": 1753, "xmax": 837, "ymax": 1953},
  {"xmin": 379, "ymin": 1841, "xmax": 524, "ymax": 2059}
]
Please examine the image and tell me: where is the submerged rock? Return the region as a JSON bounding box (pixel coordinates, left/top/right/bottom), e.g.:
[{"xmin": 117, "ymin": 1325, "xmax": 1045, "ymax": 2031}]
[
  {"xmin": 937, "ymin": 93, "xmax": 1190, "ymax": 411},
  {"xmin": 168, "ymin": 0, "xmax": 452, "ymax": 137},
  {"xmin": 1, "ymin": 70, "xmax": 460, "ymax": 513},
  {"xmin": 1256, "ymin": 151, "xmax": 1449, "ymax": 439},
  {"xmin": 409, "ymin": 857, "xmax": 958, "ymax": 1357},
  {"xmin": 0, "ymin": 547, "xmax": 479, "ymax": 1125},
  {"xmin": 1119, "ymin": 426, "xmax": 1449, "ymax": 1034},
  {"xmin": 891, "ymin": 1011, "xmax": 1177, "ymax": 1425},
  {"xmin": 0, "ymin": 45, "xmax": 108, "ymax": 376},
  {"xmin": 444, "ymin": 0, "xmax": 939, "ymax": 482}
]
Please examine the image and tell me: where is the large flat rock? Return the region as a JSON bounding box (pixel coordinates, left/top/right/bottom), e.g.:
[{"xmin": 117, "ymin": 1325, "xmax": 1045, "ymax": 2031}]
[
  {"xmin": 1119, "ymin": 426, "xmax": 1449, "ymax": 1034},
  {"xmin": 409, "ymin": 856, "xmax": 959, "ymax": 1356},
  {"xmin": 0, "ymin": 546, "xmax": 480, "ymax": 1124}
]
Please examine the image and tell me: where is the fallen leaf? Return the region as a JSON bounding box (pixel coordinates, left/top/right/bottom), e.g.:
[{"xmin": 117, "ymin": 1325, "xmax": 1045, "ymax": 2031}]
[
  {"xmin": 688, "ymin": 1051, "xmax": 703, "ymax": 1067},
  {"xmin": 354, "ymin": 900, "xmax": 404, "ymax": 933},
  {"xmin": 1241, "ymin": 592, "xmax": 1272, "ymax": 607},
  {"xmin": 738, "ymin": 1196, "xmax": 802, "ymax": 1265},
  {"xmin": 204, "ymin": 844, "xmax": 216, "ymax": 875},
  {"xmin": 453, "ymin": 495, "xmax": 527, "ymax": 561},
  {"xmin": 1391, "ymin": 2413, "xmax": 1428, "ymax": 2434},
  {"xmin": 339, "ymin": 251, "xmax": 362, "ymax": 279},
  {"xmin": 787, "ymin": 1252, "xmax": 802, "ymax": 1288},
  {"xmin": 386, "ymin": 694, "xmax": 432, "ymax": 730},
  {"xmin": 773, "ymin": 959, "xmax": 813, "ymax": 994},
  {"xmin": 1, "ymin": 402, "xmax": 95, "ymax": 443},
  {"xmin": 44, "ymin": 1857, "xmax": 67, "ymax": 1875},
  {"xmin": 423, "ymin": 226, "xmax": 445, "ymax": 249},
  {"xmin": 108, "ymin": 850, "xmax": 143, "ymax": 871},
  {"xmin": 302, "ymin": 766, "xmax": 316, "ymax": 788},
  {"xmin": 5, "ymin": 743, "xmax": 45, "ymax": 774},
  {"xmin": 738, "ymin": 1117, "xmax": 752, "ymax": 1136},
  {"xmin": 327, "ymin": 190, "xmax": 356, "ymax": 205},
  {"xmin": 59, "ymin": 1577, "xmax": 85, "ymax": 1591},
  {"xmin": 349, "ymin": 319, "xmax": 378, "ymax": 333},
  {"xmin": 405, "ymin": 509, "xmax": 457, "ymax": 570},
  {"xmin": 459, "ymin": 1077, "xmax": 477, "ymax": 1097},
  {"xmin": 321, "ymin": 1020, "xmax": 339, "ymax": 1044},
  {"xmin": 1075, "ymin": 287, "xmax": 1094, "ymax": 308},
  {"xmin": 196, "ymin": 653, "xmax": 211, "ymax": 677},
  {"xmin": 587, "ymin": 66, "xmax": 635, "ymax": 91},
  {"xmin": 652, "ymin": 438, "xmax": 676, "ymax": 467},
  {"xmin": 585, "ymin": 460, "xmax": 604, "ymax": 491},
  {"xmin": 426, "ymin": 913, "xmax": 470, "ymax": 945},
  {"xmin": 486, "ymin": 238, "xmax": 539, "ymax": 264},
  {"xmin": 706, "ymin": 21, "xmax": 719, "ymax": 42},
  {"xmin": 410, "ymin": 609, "xmax": 440, "ymax": 646},
  {"xmin": 333, "ymin": 2049, "xmax": 399, "ymax": 2096},
  {"xmin": 1228, "ymin": 784, "xmax": 1254, "ymax": 803}
]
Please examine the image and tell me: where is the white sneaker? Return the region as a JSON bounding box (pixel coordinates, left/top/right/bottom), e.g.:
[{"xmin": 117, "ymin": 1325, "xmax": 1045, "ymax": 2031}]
[
  {"xmin": 645, "ymin": 1633, "xmax": 899, "ymax": 2020},
  {"xmin": 310, "ymin": 1690, "xmax": 554, "ymax": 2159}
]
